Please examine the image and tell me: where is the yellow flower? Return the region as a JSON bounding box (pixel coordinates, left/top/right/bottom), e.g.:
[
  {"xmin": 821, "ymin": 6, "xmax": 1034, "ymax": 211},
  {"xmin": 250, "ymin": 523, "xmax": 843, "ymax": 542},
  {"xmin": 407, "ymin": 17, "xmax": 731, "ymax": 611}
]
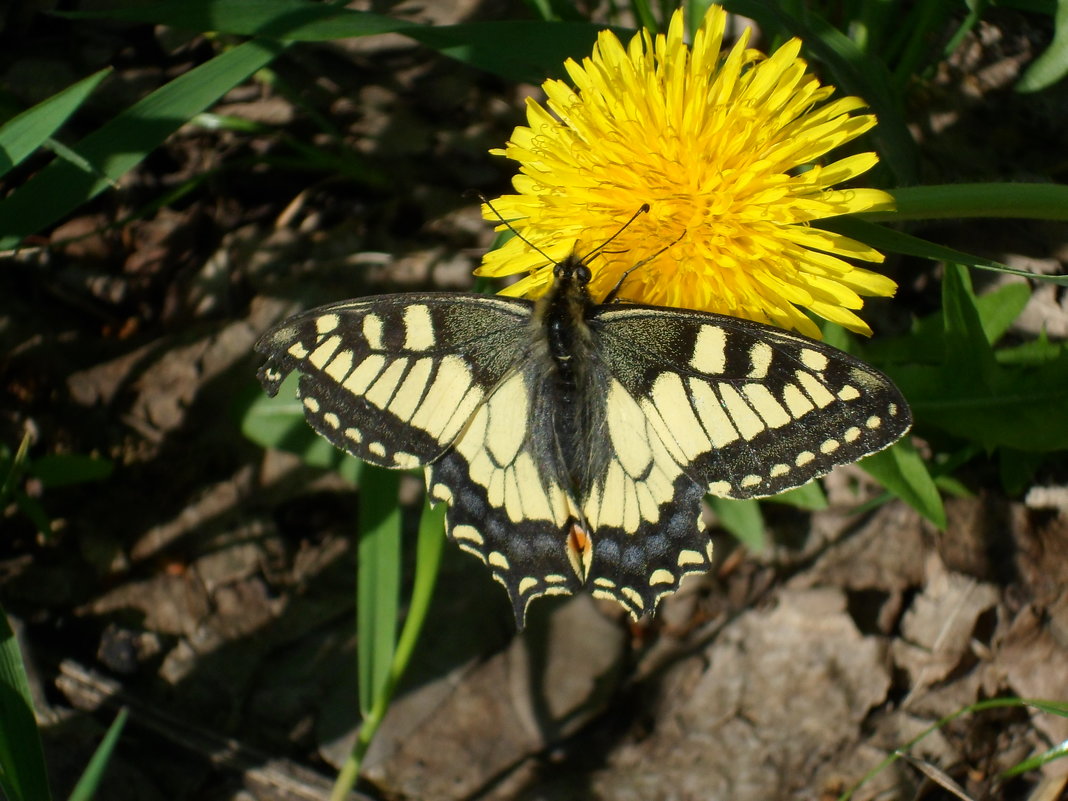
[{"xmin": 478, "ymin": 6, "xmax": 897, "ymax": 338}]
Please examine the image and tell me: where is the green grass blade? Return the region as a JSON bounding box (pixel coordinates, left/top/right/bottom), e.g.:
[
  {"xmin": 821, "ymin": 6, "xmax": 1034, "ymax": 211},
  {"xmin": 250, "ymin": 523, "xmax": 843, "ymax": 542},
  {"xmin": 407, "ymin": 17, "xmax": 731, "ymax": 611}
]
[
  {"xmin": 0, "ymin": 68, "xmax": 110, "ymax": 179},
  {"xmin": 59, "ymin": 1, "xmax": 418, "ymax": 40},
  {"xmin": 881, "ymin": 182, "xmax": 1068, "ymax": 222},
  {"xmin": 61, "ymin": 2, "xmax": 616, "ymax": 83},
  {"xmin": 402, "ymin": 21, "xmax": 621, "ymax": 83},
  {"xmin": 66, "ymin": 709, "xmax": 128, "ymax": 801},
  {"xmin": 0, "ymin": 38, "xmax": 287, "ymax": 250},
  {"xmin": 823, "ymin": 216, "xmax": 1068, "ymax": 286},
  {"xmin": 356, "ymin": 467, "xmax": 401, "ymax": 718},
  {"xmin": 860, "ymin": 440, "xmax": 945, "ymax": 528},
  {"xmin": 1017, "ymin": 0, "xmax": 1068, "ymax": 91},
  {"xmin": 333, "ymin": 499, "xmax": 445, "ymax": 801},
  {"xmin": 0, "ymin": 604, "xmax": 52, "ymax": 801}
]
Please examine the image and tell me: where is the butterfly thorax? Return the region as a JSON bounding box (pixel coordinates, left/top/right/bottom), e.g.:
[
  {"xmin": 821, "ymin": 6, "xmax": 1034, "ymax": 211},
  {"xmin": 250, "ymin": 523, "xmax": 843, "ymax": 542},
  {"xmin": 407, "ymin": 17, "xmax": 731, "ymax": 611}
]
[{"xmin": 530, "ymin": 255, "xmax": 612, "ymax": 499}]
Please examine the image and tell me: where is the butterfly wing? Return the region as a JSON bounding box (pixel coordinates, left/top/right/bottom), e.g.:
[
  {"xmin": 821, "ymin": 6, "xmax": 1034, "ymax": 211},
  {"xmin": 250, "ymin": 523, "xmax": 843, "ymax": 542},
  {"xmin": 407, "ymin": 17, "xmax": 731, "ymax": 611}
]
[
  {"xmin": 256, "ymin": 293, "xmax": 585, "ymax": 621},
  {"xmin": 578, "ymin": 304, "xmax": 912, "ymax": 617},
  {"xmin": 256, "ymin": 294, "xmax": 532, "ymax": 468}
]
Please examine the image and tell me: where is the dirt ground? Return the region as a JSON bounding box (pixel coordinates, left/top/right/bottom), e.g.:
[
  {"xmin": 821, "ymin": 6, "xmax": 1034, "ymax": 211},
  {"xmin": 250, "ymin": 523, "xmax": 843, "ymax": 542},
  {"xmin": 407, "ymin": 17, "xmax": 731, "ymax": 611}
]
[{"xmin": 2, "ymin": 3, "xmax": 1068, "ymax": 800}]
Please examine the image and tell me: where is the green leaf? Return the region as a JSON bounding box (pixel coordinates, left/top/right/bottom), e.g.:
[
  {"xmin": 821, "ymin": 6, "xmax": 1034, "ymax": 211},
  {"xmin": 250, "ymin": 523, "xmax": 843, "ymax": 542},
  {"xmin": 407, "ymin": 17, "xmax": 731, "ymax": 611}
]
[
  {"xmin": 724, "ymin": 0, "xmax": 918, "ymax": 183},
  {"xmin": 1017, "ymin": 0, "xmax": 1068, "ymax": 91},
  {"xmin": 240, "ymin": 375, "xmax": 361, "ymax": 478},
  {"xmin": 766, "ymin": 481, "xmax": 828, "ymax": 511},
  {"xmin": 0, "ymin": 68, "xmax": 110, "ymax": 179},
  {"xmin": 28, "ymin": 454, "xmax": 113, "ymax": 488},
  {"xmin": 709, "ymin": 496, "xmax": 765, "ymax": 551},
  {"xmin": 0, "ymin": 38, "xmax": 287, "ymax": 250},
  {"xmin": 941, "ymin": 264, "xmax": 997, "ymax": 383},
  {"xmin": 0, "ymin": 604, "xmax": 52, "ymax": 801},
  {"xmin": 356, "ymin": 467, "xmax": 401, "ymax": 719},
  {"xmin": 860, "ymin": 440, "xmax": 946, "ymax": 528},
  {"xmin": 67, "ymin": 709, "xmax": 128, "ymax": 801}
]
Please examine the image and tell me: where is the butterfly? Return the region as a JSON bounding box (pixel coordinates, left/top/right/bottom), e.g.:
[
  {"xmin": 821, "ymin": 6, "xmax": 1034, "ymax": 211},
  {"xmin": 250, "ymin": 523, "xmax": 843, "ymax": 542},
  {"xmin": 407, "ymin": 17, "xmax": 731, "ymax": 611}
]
[{"xmin": 255, "ymin": 252, "xmax": 911, "ymax": 625}]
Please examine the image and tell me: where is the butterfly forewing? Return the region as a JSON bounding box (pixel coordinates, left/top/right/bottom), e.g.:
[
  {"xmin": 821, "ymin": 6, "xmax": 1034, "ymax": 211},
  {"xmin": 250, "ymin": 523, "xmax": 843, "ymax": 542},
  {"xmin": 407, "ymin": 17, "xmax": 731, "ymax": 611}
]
[
  {"xmin": 592, "ymin": 305, "xmax": 912, "ymax": 499},
  {"xmin": 256, "ymin": 294, "xmax": 531, "ymax": 468}
]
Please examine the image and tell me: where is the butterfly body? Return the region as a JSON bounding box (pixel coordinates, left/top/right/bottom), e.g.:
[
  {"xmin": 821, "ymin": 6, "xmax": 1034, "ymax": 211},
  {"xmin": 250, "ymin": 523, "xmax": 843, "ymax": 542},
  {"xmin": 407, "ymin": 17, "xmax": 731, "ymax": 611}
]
[{"xmin": 256, "ymin": 257, "xmax": 910, "ymax": 624}]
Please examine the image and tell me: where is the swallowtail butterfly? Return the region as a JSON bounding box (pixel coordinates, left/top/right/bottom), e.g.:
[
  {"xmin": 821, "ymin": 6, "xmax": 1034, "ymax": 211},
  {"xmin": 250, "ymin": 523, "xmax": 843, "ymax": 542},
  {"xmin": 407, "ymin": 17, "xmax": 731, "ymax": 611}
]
[{"xmin": 256, "ymin": 253, "xmax": 910, "ymax": 624}]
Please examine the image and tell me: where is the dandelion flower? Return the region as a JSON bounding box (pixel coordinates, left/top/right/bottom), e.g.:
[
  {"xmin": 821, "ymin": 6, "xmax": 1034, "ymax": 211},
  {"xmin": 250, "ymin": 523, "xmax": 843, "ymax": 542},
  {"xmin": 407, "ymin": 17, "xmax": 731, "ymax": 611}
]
[{"xmin": 478, "ymin": 6, "xmax": 897, "ymax": 338}]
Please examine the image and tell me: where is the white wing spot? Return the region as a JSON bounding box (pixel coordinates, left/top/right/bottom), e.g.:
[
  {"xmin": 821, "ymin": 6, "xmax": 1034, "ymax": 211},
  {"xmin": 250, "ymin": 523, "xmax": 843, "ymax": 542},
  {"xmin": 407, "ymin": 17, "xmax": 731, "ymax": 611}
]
[
  {"xmin": 452, "ymin": 524, "xmax": 484, "ymax": 544},
  {"xmin": 309, "ymin": 335, "xmax": 342, "ymax": 369},
  {"xmin": 782, "ymin": 383, "xmax": 815, "ymax": 418},
  {"xmin": 344, "ymin": 427, "xmax": 362, "ymax": 443},
  {"xmin": 770, "ymin": 463, "xmax": 790, "ymax": 477},
  {"xmin": 677, "ymin": 549, "xmax": 705, "ymax": 567},
  {"xmin": 820, "ymin": 439, "xmax": 840, "ymax": 454},
  {"xmin": 691, "ymin": 326, "xmax": 727, "ymax": 373},
  {"xmin": 362, "ymin": 314, "xmax": 384, "ymax": 350},
  {"xmin": 796, "ymin": 370, "xmax": 835, "ymax": 408},
  {"xmin": 323, "ymin": 412, "xmax": 340, "ymax": 429},
  {"xmin": 488, "ymin": 551, "xmax": 510, "ymax": 570},
  {"xmin": 393, "ymin": 451, "xmax": 420, "ymax": 468},
  {"xmin": 747, "ymin": 341, "xmax": 773, "ymax": 378},
  {"xmin": 740, "ymin": 474, "xmax": 762, "ymax": 489},
  {"xmin": 742, "ymin": 383, "xmax": 791, "ymax": 428},
  {"xmin": 621, "ymin": 587, "xmax": 644, "ymax": 610},
  {"xmin": 518, "ymin": 577, "xmax": 539, "ymax": 596},
  {"xmin": 649, "ymin": 568, "xmax": 675, "ymax": 586},
  {"xmin": 368, "ymin": 441, "xmax": 386, "ymax": 458},
  {"xmin": 867, "ymin": 415, "xmax": 883, "ymax": 429},
  {"xmin": 402, "ymin": 305, "xmax": 436, "ymax": 351},
  {"xmin": 343, "ymin": 354, "xmax": 386, "ymax": 395},
  {"xmin": 800, "ymin": 348, "xmax": 829, "ymax": 372},
  {"xmin": 708, "ymin": 480, "xmax": 732, "ymax": 496},
  {"xmin": 719, "ymin": 383, "xmax": 765, "ymax": 440},
  {"xmin": 688, "ymin": 380, "xmax": 740, "ymax": 448},
  {"xmin": 844, "ymin": 426, "xmax": 861, "ymax": 443},
  {"xmin": 287, "ymin": 342, "xmax": 308, "ymax": 359},
  {"xmin": 365, "ymin": 358, "xmax": 409, "ymax": 409},
  {"xmin": 303, "ymin": 397, "xmax": 320, "ymax": 413},
  {"xmin": 796, "ymin": 451, "xmax": 815, "ymax": 467},
  {"xmin": 316, "ymin": 314, "xmax": 340, "ymax": 335},
  {"xmin": 837, "ymin": 384, "xmax": 861, "ymax": 401},
  {"xmin": 607, "ymin": 381, "xmax": 652, "ymax": 477}
]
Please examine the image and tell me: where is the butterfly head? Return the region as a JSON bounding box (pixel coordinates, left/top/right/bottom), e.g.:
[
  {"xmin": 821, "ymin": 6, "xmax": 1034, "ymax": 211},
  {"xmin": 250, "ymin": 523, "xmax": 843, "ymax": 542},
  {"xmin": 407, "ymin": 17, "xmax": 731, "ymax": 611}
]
[{"xmin": 554, "ymin": 253, "xmax": 593, "ymax": 288}]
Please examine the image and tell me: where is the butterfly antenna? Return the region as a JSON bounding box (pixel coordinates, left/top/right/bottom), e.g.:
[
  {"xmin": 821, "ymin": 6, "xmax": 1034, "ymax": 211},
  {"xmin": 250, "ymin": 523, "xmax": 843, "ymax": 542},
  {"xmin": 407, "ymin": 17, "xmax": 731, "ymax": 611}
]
[
  {"xmin": 477, "ymin": 193, "xmax": 560, "ymax": 266},
  {"xmin": 580, "ymin": 203, "xmax": 650, "ymax": 265},
  {"xmin": 603, "ymin": 226, "xmax": 686, "ymax": 304}
]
